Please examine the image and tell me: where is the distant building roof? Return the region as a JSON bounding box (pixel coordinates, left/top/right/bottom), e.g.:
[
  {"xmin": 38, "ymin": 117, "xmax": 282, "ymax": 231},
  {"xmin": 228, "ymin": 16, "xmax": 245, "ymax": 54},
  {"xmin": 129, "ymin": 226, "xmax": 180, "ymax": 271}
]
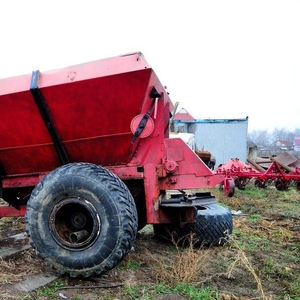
[
  {"xmin": 294, "ymin": 137, "xmax": 300, "ymax": 146},
  {"xmin": 173, "ymin": 108, "xmax": 194, "ymax": 121},
  {"xmin": 271, "ymin": 140, "xmax": 293, "ymax": 147},
  {"xmin": 174, "ymin": 116, "xmax": 248, "ymax": 124}
]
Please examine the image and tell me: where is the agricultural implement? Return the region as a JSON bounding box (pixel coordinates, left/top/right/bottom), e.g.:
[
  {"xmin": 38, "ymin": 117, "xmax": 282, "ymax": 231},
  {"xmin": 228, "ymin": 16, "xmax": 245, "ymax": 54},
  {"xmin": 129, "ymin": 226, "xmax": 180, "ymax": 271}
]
[
  {"xmin": 216, "ymin": 158, "xmax": 300, "ymax": 190},
  {"xmin": 0, "ymin": 52, "xmax": 233, "ymax": 277}
]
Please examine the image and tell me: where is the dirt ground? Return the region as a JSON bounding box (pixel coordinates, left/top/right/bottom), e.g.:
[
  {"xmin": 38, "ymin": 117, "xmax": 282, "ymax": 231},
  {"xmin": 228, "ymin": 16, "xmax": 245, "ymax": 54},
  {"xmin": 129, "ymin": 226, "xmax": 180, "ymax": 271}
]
[{"xmin": 0, "ymin": 183, "xmax": 299, "ymax": 299}]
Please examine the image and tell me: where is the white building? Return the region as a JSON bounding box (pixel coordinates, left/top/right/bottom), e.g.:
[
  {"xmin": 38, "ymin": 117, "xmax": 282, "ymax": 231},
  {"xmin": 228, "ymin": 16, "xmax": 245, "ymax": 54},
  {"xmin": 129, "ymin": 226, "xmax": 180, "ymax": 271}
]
[{"xmin": 173, "ymin": 109, "xmax": 248, "ymax": 167}]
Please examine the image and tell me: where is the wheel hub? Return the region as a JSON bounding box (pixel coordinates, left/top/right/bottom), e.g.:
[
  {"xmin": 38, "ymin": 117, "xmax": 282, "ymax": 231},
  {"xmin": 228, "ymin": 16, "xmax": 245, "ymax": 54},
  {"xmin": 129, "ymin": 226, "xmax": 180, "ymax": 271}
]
[
  {"xmin": 49, "ymin": 197, "xmax": 100, "ymax": 251},
  {"xmin": 71, "ymin": 212, "xmax": 87, "ymax": 229}
]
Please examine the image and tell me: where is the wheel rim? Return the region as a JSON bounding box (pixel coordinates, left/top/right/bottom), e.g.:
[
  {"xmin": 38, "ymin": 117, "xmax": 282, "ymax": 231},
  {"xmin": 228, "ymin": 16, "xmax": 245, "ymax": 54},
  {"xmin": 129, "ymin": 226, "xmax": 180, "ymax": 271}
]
[
  {"xmin": 49, "ymin": 197, "xmax": 101, "ymax": 251},
  {"xmin": 224, "ymin": 179, "xmax": 235, "ymax": 197}
]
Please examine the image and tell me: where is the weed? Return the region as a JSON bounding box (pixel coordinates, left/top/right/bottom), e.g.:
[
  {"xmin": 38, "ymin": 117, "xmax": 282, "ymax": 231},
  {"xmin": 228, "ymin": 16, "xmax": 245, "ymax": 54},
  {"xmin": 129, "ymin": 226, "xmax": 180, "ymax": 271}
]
[
  {"xmin": 119, "ymin": 257, "xmax": 140, "ymax": 270},
  {"xmin": 155, "ymin": 283, "xmax": 172, "ymax": 294},
  {"xmin": 122, "ymin": 284, "xmax": 139, "ymax": 298},
  {"xmin": 149, "ymin": 233, "xmax": 210, "ymax": 284},
  {"xmin": 227, "ymin": 235, "xmax": 270, "ymax": 300},
  {"xmin": 122, "ymin": 284, "xmax": 154, "ymax": 300},
  {"xmin": 155, "ymin": 282, "xmax": 217, "ymax": 299},
  {"xmin": 38, "ymin": 280, "xmax": 65, "ymax": 297},
  {"xmin": 287, "ymin": 276, "xmax": 300, "ymax": 297},
  {"xmin": 263, "ymin": 257, "xmax": 291, "ymax": 279},
  {"xmin": 249, "ymin": 214, "xmax": 262, "ymax": 222},
  {"xmin": 237, "ymin": 185, "xmax": 269, "ymax": 199},
  {"xmin": 175, "ymin": 283, "xmax": 218, "ymax": 300}
]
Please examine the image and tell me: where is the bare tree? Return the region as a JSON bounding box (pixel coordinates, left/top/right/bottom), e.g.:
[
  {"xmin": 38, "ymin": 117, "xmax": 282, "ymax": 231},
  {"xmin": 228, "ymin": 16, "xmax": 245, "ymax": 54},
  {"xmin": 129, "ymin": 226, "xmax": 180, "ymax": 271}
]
[
  {"xmin": 248, "ymin": 128, "xmax": 300, "ymax": 147},
  {"xmin": 271, "ymin": 128, "xmax": 294, "ymax": 143},
  {"xmin": 248, "ymin": 129, "xmax": 271, "ymax": 146}
]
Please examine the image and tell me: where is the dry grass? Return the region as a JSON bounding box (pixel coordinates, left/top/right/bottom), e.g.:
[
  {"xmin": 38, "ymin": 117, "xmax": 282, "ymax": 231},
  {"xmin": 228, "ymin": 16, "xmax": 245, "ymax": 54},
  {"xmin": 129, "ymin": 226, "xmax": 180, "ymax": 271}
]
[
  {"xmin": 0, "ymin": 257, "xmax": 26, "ymax": 284},
  {"xmin": 226, "ymin": 236, "xmax": 271, "ymax": 300},
  {"xmin": 0, "ymin": 249, "xmax": 41, "ymax": 286},
  {"xmin": 146, "ymin": 230, "xmax": 277, "ymax": 300},
  {"xmin": 234, "ymin": 216, "xmax": 297, "ymax": 246},
  {"xmin": 0, "ymin": 293, "xmax": 22, "ymax": 300},
  {"xmin": 149, "ymin": 233, "xmax": 212, "ymax": 284}
]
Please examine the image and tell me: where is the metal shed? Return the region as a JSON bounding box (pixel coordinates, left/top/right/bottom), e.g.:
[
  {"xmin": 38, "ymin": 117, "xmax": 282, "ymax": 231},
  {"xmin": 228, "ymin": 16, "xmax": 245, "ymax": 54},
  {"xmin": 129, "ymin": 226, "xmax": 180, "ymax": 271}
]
[{"xmin": 174, "ymin": 117, "xmax": 248, "ymax": 168}]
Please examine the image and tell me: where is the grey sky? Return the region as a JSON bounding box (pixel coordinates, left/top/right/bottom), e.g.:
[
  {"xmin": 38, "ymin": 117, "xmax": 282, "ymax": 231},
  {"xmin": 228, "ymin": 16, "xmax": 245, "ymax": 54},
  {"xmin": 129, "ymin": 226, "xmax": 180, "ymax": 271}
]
[{"xmin": 1, "ymin": 1, "xmax": 299, "ymax": 132}]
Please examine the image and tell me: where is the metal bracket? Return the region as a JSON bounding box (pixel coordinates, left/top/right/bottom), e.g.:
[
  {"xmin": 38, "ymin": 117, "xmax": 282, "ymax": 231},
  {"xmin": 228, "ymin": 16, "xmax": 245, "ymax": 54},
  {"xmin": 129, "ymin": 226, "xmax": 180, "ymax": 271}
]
[
  {"xmin": 160, "ymin": 191, "xmax": 217, "ymax": 208},
  {"xmin": 131, "ymin": 86, "xmax": 161, "ymax": 144}
]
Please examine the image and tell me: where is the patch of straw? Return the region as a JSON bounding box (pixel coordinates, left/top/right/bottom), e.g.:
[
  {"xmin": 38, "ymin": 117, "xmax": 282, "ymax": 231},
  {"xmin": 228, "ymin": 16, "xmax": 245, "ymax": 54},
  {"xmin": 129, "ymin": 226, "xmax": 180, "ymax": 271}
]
[
  {"xmin": 226, "ymin": 236, "xmax": 271, "ymax": 300},
  {"xmin": 148, "ymin": 233, "xmax": 212, "ymax": 284}
]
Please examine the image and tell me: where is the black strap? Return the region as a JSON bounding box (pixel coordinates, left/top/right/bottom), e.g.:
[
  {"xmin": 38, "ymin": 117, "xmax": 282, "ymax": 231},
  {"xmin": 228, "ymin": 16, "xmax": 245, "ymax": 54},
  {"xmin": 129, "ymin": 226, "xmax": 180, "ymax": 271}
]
[{"xmin": 30, "ymin": 70, "xmax": 70, "ymax": 165}]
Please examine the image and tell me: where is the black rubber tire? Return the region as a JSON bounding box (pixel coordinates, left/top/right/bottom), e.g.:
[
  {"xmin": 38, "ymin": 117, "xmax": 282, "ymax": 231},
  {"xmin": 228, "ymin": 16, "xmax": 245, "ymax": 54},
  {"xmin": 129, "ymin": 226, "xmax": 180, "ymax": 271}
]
[
  {"xmin": 154, "ymin": 204, "xmax": 232, "ymax": 246},
  {"xmin": 25, "ymin": 163, "xmax": 138, "ymax": 277}
]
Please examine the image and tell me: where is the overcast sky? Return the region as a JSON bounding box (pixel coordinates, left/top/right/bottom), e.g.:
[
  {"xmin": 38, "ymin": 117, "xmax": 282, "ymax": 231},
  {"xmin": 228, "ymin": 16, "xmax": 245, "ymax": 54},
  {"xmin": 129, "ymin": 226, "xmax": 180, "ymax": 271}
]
[{"xmin": 1, "ymin": 1, "xmax": 299, "ymax": 132}]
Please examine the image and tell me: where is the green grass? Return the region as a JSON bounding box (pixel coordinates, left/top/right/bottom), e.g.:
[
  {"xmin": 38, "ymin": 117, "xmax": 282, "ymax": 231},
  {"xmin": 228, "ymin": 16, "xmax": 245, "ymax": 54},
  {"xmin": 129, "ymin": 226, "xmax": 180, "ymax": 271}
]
[
  {"xmin": 263, "ymin": 257, "xmax": 292, "ymax": 279},
  {"xmin": 174, "ymin": 283, "xmax": 218, "ymax": 300},
  {"xmin": 38, "ymin": 280, "xmax": 65, "ymax": 297},
  {"xmin": 288, "ymin": 277, "xmax": 300, "ymax": 298},
  {"xmin": 121, "ymin": 283, "xmax": 218, "ymax": 300},
  {"xmin": 249, "ymin": 214, "xmax": 262, "ymax": 222},
  {"xmin": 118, "ymin": 258, "xmax": 140, "ymax": 270},
  {"xmin": 122, "ymin": 284, "xmax": 154, "ymax": 300}
]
